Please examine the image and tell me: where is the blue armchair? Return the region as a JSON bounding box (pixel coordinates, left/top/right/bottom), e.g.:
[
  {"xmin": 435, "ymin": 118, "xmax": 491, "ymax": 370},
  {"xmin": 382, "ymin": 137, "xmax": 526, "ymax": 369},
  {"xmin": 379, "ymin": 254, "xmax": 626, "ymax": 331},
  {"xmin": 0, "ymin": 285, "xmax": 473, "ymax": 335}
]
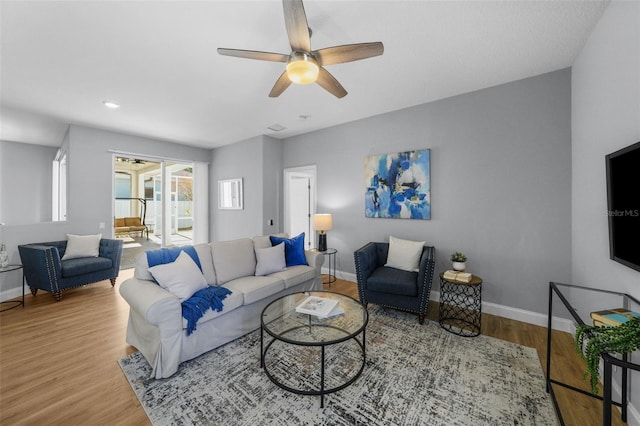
[
  {"xmin": 354, "ymin": 242, "xmax": 435, "ymax": 324},
  {"xmin": 18, "ymin": 238, "xmax": 123, "ymax": 301}
]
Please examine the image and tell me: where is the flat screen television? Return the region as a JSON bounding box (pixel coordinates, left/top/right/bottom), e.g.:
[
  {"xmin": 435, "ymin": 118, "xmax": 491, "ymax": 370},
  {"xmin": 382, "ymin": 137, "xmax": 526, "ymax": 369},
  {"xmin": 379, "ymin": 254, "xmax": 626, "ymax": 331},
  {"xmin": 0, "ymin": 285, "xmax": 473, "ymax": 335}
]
[{"xmin": 606, "ymin": 141, "xmax": 640, "ymax": 272}]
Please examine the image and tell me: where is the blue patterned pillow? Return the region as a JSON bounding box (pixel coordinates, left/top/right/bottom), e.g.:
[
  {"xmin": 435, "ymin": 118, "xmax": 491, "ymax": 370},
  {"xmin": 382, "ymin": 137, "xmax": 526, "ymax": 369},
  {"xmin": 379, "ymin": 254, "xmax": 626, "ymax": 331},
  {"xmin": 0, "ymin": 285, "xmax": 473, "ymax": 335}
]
[{"xmin": 269, "ymin": 233, "xmax": 308, "ymax": 267}]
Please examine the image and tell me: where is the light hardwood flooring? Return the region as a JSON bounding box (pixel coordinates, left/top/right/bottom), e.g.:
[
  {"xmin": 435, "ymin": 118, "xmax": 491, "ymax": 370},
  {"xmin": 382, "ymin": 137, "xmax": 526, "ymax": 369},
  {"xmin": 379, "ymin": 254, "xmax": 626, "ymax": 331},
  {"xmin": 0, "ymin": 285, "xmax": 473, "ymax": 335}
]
[{"xmin": 0, "ymin": 272, "xmax": 626, "ymax": 425}]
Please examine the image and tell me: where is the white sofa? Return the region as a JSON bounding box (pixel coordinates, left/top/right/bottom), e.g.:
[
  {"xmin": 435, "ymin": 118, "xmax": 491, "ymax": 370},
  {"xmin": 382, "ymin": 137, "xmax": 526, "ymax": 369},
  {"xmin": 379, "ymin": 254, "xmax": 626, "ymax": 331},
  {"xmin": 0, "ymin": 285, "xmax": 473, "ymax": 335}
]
[{"xmin": 119, "ymin": 234, "xmax": 324, "ymax": 379}]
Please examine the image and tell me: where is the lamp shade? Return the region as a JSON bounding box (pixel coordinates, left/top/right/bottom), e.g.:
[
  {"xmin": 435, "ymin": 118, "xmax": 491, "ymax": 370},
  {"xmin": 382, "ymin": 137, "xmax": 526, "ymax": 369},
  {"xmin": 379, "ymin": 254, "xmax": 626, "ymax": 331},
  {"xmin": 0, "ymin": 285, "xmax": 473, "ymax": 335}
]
[
  {"xmin": 286, "ymin": 52, "xmax": 319, "ymax": 85},
  {"xmin": 313, "ymin": 214, "xmax": 333, "ymax": 231}
]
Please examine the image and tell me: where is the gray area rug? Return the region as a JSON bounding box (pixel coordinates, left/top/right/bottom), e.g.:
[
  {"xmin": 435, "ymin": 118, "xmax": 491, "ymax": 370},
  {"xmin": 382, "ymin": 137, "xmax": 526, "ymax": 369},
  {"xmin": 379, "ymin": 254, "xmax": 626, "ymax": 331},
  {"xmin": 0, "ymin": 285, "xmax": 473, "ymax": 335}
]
[{"xmin": 118, "ymin": 306, "xmax": 557, "ymax": 425}]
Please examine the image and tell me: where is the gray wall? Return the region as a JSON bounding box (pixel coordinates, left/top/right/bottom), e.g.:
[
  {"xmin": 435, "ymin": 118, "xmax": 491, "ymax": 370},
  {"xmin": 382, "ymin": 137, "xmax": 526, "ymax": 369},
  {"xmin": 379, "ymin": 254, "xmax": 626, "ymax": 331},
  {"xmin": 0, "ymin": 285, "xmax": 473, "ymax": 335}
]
[
  {"xmin": 283, "ymin": 69, "xmax": 572, "ymax": 315},
  {"xmin": 571, "ymin": 0, "xmax": 639, "ymax": 415},
  {"xmin": 572, "ymin": 0, "xmax": 640, "ymax": 294},
  {"xmin": 0, "ymin": 125, "xmax": 210, "ymax": 299},
  {"xmin": 0, "ymin": 140, "xmax": 58, "ymax": 225},
  {"xmin": 210, "ymin": 135, "xmax": 282, "ymax": 242}
]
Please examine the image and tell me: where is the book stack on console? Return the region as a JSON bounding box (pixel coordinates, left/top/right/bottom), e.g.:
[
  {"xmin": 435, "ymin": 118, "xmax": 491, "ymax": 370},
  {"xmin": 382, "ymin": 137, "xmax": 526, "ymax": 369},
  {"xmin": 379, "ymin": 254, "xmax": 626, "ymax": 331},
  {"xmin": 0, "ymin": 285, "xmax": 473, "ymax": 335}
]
[
  {"xmin": 443, "ymin": 270, "xmax": 472, "ymax": 283},
  {"xmin": 296, "ymin": 296, "xmax": 345, "ymax": 319},
  {"xmin": 590, "ymin": 308, "xmax": 640, "ymax": 327}
]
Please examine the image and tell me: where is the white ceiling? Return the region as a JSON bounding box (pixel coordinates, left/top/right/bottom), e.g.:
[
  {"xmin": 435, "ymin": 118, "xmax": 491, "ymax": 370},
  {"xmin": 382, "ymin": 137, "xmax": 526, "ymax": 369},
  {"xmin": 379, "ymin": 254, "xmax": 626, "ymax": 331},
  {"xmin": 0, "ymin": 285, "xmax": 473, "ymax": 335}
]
[{"xmin": 0, "ymin": 0, "xmax": 609, "ymax": 149}]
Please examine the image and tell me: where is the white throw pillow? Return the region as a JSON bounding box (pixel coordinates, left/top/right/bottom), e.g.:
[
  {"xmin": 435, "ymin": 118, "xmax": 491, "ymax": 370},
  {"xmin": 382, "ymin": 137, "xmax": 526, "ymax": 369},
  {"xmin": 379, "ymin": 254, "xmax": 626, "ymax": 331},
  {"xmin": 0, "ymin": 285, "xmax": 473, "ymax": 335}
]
[
  {"xmin": 385, "ymin": 236, "xmax": 425, "ymax": 272},
  {"xmin": 61, "ymin": 233, "xmax": 102, "ymax": 260},
  {"xmin": 148, "ymin": 251, "xmax": 208, "ymax": 300},
  {"xmin": 255, "ymin": 243, "xmax": 287, "ymax": 276}
]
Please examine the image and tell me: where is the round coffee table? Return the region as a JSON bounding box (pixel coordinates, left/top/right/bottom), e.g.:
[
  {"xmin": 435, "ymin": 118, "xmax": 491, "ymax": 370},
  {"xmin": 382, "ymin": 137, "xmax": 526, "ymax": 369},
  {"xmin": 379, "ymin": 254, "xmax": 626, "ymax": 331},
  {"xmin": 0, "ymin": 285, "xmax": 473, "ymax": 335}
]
[{"xmin": 260, "ymin": 291, "xmax": 368, "ymax": 408}]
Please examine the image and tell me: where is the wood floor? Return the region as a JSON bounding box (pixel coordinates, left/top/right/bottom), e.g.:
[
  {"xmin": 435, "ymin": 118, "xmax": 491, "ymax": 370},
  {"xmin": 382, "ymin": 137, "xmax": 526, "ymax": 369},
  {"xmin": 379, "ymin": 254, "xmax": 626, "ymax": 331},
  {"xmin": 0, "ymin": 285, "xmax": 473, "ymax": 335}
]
[{"xmin": 0, "ymin": 272, "xmax": 626, "ymax": 425}]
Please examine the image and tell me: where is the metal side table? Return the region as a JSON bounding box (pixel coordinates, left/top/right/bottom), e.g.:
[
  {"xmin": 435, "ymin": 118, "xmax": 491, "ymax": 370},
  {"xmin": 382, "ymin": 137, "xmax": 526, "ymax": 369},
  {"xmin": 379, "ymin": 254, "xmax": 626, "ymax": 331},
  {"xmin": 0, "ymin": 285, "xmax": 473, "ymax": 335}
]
[{"xmin": 0, "ymin": 264, "xmax": 24, "ymax": 311}]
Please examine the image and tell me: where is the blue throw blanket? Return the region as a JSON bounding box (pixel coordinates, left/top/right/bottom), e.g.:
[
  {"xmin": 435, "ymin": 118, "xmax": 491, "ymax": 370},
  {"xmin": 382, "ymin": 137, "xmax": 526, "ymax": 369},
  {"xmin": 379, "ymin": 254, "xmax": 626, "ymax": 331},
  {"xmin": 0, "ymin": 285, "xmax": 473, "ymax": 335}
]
[
  {"xmin": 146, "ymin": 246, "xmax": 202, "ymax": 271},
  {"xmin": 182, "ymin": 286, "xmax": 233, "ymax": 335}
]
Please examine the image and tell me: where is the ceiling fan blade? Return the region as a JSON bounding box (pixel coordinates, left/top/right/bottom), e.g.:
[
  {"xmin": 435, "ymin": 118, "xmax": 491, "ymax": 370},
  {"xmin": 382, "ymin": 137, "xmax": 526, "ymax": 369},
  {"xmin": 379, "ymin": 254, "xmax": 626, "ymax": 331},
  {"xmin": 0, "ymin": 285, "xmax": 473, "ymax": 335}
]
[
  {"xmin": 269, "ymin": 71, "xmax": 293, "ymax": 97},
  {"xmin": 283, "ymin": 0, "xmax": 311, "ymax": 52},
  {"xmin": 316, "ymin": 67, "xmax": 347, "ymax": 98},
  {"xmin": 314, "ymin": 42, "xmax": 384, "ymax": 66},
  {"xmin": 217, "ymin": 48, "xmax": 289, "ymax": 63}
]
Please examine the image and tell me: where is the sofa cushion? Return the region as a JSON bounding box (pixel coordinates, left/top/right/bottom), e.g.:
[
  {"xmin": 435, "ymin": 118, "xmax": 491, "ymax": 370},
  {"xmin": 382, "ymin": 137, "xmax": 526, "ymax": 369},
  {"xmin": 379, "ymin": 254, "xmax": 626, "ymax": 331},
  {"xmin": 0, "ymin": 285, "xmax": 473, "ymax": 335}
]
[
  {"xmin": 367, "ymin": 266, "xmax": 418, "ymax": 297},
  {"xmin": 270, "ymin": 265, "xmax": 316, "ymax": 289},
  {"xmin": 134, "ymin": 246, "xmax": 206, "ymax": 282},
  {"xmin": 252, "ymin": 233, "xmax": 288, "ymax": 250},
  {"xmin": 148, "ymin": 251, "xmax": 208, "ymax": 301},
  {"xmin": 61, "ymin": 256, "xmax": 113, "ymax": 278},
  {"xmin": 134, "ymin": 252, "xmax": 154, "ymax": 281},
  {"xmin": 193, "ymin": 243, "xmax": 217, "ymax": 285},
  {"xmin": 210, "ymin": 238, "xmax": 256, "ymax": 284},
  {"xmin": 385, "ymin": 236, "xmax": 425, "ymax": 272},
  {"xmin": 255, "ymin": 243, "xmax": 286, "ymax": 276},
  {"xmin": 61, "ymin": 233, "xmax": 102, "ymax": 260},
  {"xmin": 269, "ymin": 233, "xmax": 308, "ymax": 267},
  {"xmin": 224, "ymin": 276, "xmax": 285, "ymax": 305},
  {"xmin": 181, "ymin": 290, "xmax": 244, "ymax": 329}
]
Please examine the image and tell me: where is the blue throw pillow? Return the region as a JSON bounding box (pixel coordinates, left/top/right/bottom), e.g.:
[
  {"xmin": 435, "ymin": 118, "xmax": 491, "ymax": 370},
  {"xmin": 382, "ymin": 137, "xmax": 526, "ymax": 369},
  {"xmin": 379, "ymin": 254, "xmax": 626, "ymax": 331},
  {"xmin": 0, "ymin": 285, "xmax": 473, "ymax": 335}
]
[{"xmin": 269, "ymin": 233, "xmax": 308, "ymax": 267}]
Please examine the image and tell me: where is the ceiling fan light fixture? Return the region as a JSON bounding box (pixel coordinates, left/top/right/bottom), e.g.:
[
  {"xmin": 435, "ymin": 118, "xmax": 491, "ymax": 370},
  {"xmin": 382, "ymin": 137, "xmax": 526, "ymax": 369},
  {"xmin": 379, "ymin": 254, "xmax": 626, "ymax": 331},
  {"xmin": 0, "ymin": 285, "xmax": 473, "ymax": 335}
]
[{"xmin": 286, "ymin": 52, "xmax": 319, "ymax": 85}]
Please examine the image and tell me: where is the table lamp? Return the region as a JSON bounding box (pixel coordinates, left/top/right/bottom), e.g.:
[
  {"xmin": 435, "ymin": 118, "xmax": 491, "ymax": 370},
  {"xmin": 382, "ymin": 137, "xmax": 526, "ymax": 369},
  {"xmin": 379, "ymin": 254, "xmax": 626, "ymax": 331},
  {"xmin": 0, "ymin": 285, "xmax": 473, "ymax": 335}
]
[{"xmin": 313, "ymin": 214, "xmax": 333, "ymax": 252}]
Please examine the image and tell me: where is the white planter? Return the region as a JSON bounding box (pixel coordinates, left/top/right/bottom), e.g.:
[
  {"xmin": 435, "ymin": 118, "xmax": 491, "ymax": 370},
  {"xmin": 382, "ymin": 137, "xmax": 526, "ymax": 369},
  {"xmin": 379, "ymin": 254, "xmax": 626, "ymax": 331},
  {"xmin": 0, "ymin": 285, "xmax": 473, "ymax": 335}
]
[{"xmin": 452, "ymin": 261, "xmax": 466, "ymax": 271}]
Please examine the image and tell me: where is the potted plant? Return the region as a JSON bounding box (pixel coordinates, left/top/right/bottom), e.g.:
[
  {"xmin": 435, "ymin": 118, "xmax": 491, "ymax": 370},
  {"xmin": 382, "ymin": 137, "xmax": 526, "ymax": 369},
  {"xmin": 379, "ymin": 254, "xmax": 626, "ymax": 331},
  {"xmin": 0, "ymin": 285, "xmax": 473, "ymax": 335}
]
[
  {"xmin": 574, "ymin": 318, "xmax": 640, "ymax": 394},
  {"xmin": 450, "ymin": 252, "xmax": 467, "ymax": 271}
]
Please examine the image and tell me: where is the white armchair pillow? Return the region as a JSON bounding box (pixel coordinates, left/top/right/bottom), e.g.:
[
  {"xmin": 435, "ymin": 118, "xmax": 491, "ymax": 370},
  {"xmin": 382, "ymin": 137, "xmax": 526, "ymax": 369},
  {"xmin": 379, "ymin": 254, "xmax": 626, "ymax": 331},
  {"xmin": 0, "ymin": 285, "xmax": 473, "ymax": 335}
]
[{"xmin": 385, "ymin": 236, "xmax": 425, "ymax": 272}]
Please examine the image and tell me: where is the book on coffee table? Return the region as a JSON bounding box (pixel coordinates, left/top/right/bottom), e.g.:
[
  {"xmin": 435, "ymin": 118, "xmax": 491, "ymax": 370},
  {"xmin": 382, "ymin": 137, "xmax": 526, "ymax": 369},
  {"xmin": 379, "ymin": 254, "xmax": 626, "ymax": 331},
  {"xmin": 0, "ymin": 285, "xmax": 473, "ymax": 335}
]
[
  {"xmin": 296, "ymin": 296, "xmax": 339, "ymax": 318},
  {"xmin": 317, "ymin": 304, "xmax": 345, "ymax": 319}
]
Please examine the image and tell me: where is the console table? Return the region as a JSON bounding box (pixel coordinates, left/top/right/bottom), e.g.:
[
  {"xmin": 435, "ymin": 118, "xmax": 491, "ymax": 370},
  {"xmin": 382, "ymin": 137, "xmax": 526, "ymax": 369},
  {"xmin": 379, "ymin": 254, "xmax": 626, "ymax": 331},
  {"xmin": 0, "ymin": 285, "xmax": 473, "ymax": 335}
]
[{"xmin": 547, "ymin": 282, "xmax": 640, "ymax": 425}]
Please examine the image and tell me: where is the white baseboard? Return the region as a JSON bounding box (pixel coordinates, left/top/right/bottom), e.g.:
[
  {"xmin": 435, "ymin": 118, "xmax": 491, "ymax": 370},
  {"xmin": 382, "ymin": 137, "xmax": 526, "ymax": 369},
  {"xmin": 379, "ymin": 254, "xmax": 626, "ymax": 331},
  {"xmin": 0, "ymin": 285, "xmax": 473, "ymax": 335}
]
[
  {"xmin": 329, "ymin": 269, "xmax": 575, "ymax": 332},
  {"xmin": 0, "ymin": 285, "xmax": 26, "ymax": 303}
]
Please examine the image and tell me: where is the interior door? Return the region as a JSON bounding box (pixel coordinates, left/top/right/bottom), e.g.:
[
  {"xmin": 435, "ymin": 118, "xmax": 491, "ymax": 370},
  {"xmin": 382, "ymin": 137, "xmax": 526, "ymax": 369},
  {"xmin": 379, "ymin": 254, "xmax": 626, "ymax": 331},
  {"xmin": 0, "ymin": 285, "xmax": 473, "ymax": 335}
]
[{"xmin": 284, "ymin": 166, "xmax": 316, "ymax": 249}]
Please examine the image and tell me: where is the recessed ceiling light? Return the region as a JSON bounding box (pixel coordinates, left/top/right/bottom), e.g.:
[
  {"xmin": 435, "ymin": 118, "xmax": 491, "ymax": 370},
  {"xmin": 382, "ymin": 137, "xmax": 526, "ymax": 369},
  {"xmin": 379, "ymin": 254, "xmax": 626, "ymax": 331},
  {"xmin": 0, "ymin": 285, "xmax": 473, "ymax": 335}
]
[
  {"xmin": 102, "ymin": 101, "xmax": 120, "ymax": 109},
  {"xmin": 267, "ymin": 124, "xmax": 286, "ymax": 132}
]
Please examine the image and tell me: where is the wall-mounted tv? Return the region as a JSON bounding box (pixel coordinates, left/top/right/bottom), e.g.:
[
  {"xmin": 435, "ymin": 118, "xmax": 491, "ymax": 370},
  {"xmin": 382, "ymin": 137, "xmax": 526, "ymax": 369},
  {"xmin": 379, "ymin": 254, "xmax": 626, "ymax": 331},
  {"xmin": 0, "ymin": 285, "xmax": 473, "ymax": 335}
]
[{"xmin": 606, "ymin": 141, "xmax": 640, "ymax": 272}]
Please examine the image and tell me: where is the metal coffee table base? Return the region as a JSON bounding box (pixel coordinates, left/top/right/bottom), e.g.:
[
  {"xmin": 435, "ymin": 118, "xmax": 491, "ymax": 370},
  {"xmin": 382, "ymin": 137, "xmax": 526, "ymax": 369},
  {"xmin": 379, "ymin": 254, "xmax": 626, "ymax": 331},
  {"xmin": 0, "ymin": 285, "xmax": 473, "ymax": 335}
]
[{"xmin": 261, "ymin": 324, "xmax": 366, "ymax": 408}]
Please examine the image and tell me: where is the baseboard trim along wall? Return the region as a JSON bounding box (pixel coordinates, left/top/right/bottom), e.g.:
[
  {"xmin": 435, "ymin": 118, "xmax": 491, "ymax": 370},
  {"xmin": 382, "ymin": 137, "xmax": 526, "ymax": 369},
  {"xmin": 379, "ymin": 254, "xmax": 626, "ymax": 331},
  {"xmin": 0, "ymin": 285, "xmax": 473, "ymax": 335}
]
[
  {"xmin": 331, "ymin": 269, "xmax": 575, "ymax": 332},
  {"xmin": 0, "ymin": 285, "xmax": 24, "ymax": 303}
]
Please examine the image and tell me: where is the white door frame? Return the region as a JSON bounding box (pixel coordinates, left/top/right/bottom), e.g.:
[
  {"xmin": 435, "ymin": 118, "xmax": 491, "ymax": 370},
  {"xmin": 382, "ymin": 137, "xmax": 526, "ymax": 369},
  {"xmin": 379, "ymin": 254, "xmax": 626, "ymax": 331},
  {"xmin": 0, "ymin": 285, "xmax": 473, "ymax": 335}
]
[{"xmin": 284, "ymin": 165, "xmax": 317, "ymax": 249}]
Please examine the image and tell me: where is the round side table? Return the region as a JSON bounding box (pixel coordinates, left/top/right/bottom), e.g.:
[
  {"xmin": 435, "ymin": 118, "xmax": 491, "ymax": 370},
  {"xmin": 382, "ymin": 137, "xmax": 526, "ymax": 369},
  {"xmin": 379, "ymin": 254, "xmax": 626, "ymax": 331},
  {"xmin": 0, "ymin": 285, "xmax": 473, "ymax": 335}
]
[
  {"xmin": 311, "ymin": 248, "xmax": 337, "ymax": 286},
  {"xmin": 438, "ymin": 272, "xmax": 483, "ymax": 337}
]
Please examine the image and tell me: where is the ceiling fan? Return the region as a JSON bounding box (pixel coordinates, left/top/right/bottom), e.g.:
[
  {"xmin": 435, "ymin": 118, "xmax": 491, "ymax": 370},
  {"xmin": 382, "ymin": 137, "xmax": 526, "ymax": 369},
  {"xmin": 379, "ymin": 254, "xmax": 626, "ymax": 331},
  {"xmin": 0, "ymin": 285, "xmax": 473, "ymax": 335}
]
[{"xmin": 217, "ymin": 0, "xmax": 384, "ymax": 98}]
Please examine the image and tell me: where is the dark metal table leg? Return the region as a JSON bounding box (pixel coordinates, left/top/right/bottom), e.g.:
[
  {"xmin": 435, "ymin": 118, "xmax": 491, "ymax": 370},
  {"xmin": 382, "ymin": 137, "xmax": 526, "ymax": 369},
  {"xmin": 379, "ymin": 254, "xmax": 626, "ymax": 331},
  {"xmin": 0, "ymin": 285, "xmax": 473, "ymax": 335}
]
[
  {"xmin": 320, "ymin": 345, "xmax": 325, "ymax": 408},
  {"xmin": 603, "ymin": 359, "xmax": 612, "ymax": 425}
]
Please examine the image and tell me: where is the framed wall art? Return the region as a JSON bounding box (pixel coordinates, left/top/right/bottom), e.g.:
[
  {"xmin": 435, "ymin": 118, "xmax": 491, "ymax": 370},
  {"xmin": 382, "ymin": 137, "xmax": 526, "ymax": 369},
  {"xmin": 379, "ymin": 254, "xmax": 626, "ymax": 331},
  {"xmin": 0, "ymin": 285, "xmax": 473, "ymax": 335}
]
[
  {"xmin": 364, "ymin": 149, "xmax": 430, "ymax": 220},
  {"xmin": 218, "ymin": 178, "xmax": 243, "ymax": 210}
]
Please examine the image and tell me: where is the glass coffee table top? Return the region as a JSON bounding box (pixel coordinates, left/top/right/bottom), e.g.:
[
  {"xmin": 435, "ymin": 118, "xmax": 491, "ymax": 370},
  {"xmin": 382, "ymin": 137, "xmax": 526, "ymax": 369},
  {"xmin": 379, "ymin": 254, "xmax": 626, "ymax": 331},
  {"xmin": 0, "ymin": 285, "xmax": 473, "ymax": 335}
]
[{"xmin": 262, "ymin": 291, "xmax": 367, "ymax": 345}]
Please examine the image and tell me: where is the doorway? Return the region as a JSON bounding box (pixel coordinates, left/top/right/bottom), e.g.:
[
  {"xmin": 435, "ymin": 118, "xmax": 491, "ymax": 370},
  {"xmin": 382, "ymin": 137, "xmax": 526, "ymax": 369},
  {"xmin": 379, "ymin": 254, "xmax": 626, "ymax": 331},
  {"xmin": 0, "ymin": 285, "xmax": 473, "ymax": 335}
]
[
  {"xmin": 114, "ymin": 155, "xmax": 196, "ymax": 268},
  {"xmin": 284, "ymin": 165, "xmax": 317, "ymax": 250}
]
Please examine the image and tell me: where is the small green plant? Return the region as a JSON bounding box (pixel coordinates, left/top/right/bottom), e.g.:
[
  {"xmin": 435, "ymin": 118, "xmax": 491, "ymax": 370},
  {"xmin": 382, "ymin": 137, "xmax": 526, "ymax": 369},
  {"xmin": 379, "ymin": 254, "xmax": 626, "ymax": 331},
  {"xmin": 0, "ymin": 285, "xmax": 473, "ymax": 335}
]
[
  {"xmin": 450, "ymin": 252, "xmax": 467, "ymax": 262},
  {"xmin": 574, "ymin": 317, "xmax": 640, "ymax": 394}
]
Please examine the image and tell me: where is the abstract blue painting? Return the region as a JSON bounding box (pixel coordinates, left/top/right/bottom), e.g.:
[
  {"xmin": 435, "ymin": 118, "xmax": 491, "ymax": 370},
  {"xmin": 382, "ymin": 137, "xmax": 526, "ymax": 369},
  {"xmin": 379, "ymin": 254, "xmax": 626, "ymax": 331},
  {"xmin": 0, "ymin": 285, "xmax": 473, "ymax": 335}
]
[{"xmin": 365, "ymin": 149, "xmax": 431, "ymax": 220}]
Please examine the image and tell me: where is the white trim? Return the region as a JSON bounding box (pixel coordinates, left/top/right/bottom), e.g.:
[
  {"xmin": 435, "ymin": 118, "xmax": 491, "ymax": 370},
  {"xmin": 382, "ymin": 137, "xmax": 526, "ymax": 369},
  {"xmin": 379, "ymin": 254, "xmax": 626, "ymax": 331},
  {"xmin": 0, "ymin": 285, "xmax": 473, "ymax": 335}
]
[
  {"xmin": 106, "ymin": 149, "xmax": 208, "ymax": 165},
  {"xmin": 335, "ymin": 269, "xmax": 574, "ymax": 332},
  {"xmin": 0, "ymin": 279, "xmax": 26, "ymax": 303},
  {"xmin": 192, "ymin": 162, "xmax": 209, "ymax": 244},
  {"xmin": 284, "ymin": 165, "xmax": 317, "ymax": 249}
]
